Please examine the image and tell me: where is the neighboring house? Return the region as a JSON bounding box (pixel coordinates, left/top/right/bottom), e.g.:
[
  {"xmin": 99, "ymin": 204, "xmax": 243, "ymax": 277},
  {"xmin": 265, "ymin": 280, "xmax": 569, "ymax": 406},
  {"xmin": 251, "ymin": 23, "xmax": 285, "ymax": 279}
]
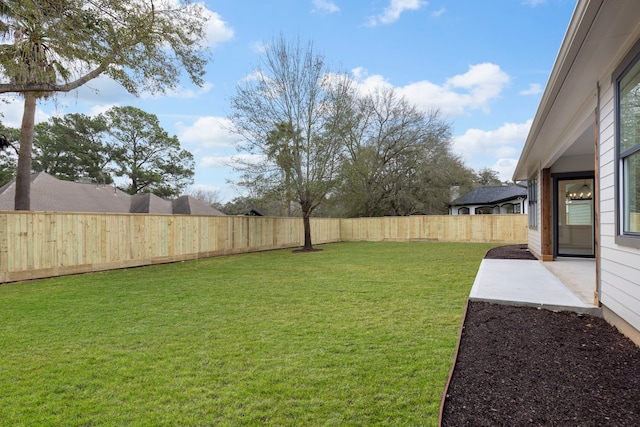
[
  {"xmin": 244, "ymin": 209, "xmax": 264, "ymax": 216},
  {"xmin": 513, "ymin": 0, "xmax": 640, "ymax": 341},
  {"xmin": 0, "ymin": 172, "xmax": 225, "ymax": 216},
  {"xmin": 449, "ymin": 185, "xmax": 527, "ymax": 215}
]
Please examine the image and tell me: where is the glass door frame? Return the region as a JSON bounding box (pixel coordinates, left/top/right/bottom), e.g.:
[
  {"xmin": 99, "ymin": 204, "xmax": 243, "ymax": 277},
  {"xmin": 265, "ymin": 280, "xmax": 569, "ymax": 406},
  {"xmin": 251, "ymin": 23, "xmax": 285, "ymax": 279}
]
[{"xmin": 552, "ymin": 171, "xmax": 596, "ymax": 258}]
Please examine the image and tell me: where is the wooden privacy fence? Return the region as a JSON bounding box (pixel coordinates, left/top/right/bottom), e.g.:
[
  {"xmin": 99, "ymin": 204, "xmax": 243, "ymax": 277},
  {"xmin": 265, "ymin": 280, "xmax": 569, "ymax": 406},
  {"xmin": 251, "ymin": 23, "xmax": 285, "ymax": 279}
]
[
  {"xmin": 339, "ymin": 214, "xmax": 527, "ymax": 243},
  {"xmin": 0, "ymin": 212, "xmax": 526, "ymax": 283}
]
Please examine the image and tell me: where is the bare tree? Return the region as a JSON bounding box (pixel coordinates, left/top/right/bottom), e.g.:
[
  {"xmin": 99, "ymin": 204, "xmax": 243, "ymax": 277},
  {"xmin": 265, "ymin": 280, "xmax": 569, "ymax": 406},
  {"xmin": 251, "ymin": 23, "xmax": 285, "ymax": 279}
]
[
  {"xmin": 337, "ymin": 87, "xmax": 468, "ymax": 216},
  {"xmin": 189, "ymin": 188, "xmax": 223, "ymax": 208},
  {"xmin": 229, "ymin": 35, "xmax": 354, "ymax": 251}
]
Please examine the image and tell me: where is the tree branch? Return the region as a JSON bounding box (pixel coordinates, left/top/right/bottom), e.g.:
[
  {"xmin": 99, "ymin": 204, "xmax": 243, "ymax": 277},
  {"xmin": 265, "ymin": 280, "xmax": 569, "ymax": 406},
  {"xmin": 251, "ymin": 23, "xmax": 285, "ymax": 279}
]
[{"xmin": 0, "ymin": 64, "xmax": 107, "ymax": 94}]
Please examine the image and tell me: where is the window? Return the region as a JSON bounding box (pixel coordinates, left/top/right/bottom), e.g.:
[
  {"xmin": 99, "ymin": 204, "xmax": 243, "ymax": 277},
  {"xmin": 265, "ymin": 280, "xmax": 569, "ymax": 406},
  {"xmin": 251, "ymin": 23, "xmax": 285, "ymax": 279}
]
[
  {"xmin": 475, "ymin": 206, "xmax": 494, "ymax": 215},
  {"xmin": 502, "ymin": 203, "xmax": 520, "ymax": 214},
  {"xmin": 528, "ymin": 175, "xmax": 538, "ymax": 228},
  {"xmin": 458, "ymin": 207, "xmax": 470, "ymax": 215},
  {"xmin": 618, "ymin": 57, "xmax": 640, "ymax": 237}
]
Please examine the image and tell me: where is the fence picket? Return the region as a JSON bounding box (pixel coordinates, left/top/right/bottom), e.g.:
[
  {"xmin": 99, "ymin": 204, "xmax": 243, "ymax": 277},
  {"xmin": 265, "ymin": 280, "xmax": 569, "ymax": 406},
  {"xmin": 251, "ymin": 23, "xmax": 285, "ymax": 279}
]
[{"xmin": 0, "ymin": 212, "xmax": 526, "ymax": 283}]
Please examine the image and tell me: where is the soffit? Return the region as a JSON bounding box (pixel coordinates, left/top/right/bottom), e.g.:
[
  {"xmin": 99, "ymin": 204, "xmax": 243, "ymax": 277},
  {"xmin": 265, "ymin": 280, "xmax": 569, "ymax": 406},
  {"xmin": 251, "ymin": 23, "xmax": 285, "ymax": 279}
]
[{"xmin": 514, "ymin": 0, "xmax": 640, "ymax": 180}]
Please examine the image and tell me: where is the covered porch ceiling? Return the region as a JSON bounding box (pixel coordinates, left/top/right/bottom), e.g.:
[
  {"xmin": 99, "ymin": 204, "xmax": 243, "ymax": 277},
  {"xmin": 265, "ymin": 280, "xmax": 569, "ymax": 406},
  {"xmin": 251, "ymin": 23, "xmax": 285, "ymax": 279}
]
[
  {"xmin": 563, "ymin": 124, "xmax": 595, "ymax": 158},
  {"xmin": 514, "ymin": 0, "xmax": 640, "ymax": 180}
]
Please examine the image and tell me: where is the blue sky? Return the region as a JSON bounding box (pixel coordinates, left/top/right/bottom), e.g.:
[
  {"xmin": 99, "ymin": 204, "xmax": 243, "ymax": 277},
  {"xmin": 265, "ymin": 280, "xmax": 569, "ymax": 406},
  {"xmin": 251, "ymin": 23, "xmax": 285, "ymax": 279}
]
[{"xmin": 2, "ymin": 0, "xmax": 577, "ymax": 202}]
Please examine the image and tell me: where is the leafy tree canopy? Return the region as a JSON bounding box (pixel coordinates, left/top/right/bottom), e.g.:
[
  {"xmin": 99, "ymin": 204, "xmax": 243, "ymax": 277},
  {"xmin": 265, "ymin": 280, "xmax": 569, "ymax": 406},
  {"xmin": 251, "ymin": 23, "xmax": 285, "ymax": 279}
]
[
  {"xmin": 0, "ymin": 0, "xmax": 211, "ymax": 209},
  {"xmin": 33, "ymin": 113, "xmax": 113, "ymax": 183},
  {"xmin": 105, "ymin": 106, "xmax": 194, "ymax": 198},
  {"xmin": 0, "ymin": 120, "xmax": 19, "ymax": 186},
  {"xmin": 475, "ymin": 167, "xmax": 503, "ymax": 186}
]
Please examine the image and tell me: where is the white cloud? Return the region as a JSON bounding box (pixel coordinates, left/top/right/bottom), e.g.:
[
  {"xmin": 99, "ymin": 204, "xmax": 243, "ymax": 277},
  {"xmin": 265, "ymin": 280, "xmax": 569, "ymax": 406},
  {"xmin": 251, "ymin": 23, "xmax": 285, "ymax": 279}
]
[
  {"xmin": 189, "ymin": 183, "xmax": 222, "ymax": 192},
  {"xmin": 127, "ymin": 1, "xmax": 233, "ymax": 49},
  {"xmin": 59, "ymin": 72, "xmax": 214, "ymax": 105},
  {"xmin": 88, "ymin": 104, "xmax": 118, "ymax": 117},
  {"xmin": 143, "ymin": 82, "xmax": 214, "ymax": 100},
  {"xmin": 367, "ymin": 0, "xmax": 427, "ymax": 26},
  {"xmin": 520, "ymin": 83, "xmax": 542, "ymax": 96},
  {"xmin": 350, "ymin": 68, "xmax": 394, "ymax": 93},
  {"xmin": 453, "ymin": 119, "xmax": 532, "ymax": 162},
  {"xmin": 522, "ymin": 0, "xmax": 547, "ymax": 6},
  {"xmin": 351, "ymin": 63, "xmax": 510, "ymax": 116},
  {"xmin": 197, "ymin": 7, "xmax": 234, "ymax": 48},
  {"xmin": 0, "ymin": 97, "xmax": 50, "ymax": 128},
  {"xmin": 240, "ymin": 70, "xmax": 266, "ymax": 84},
  {"xmin": 55, "ymin": 75, "xmax": 132, "ymax": 106},
  {"xmin": 492, "ymin": 158, "xmax": 519, "ymax": 182},
  {"xmin": 431, "ymin": 7, "xmax": 446, "ymax": 17},
  {"xmin": 443, "ymin": 63, "xmax": 510, "ymax": 112},
  {"xmin": 175, "ymin": 116, "xmax": 240, "ymax": 149},
  {"xmin": 250, "ymin": 41, "xmax": 268, "ymax": 54},
  {"xmin": 200, "ymin": 153, "xmax": 262, "ymax": 169},
  {"xmin": 200, "ymin": 156, "xmax": 229, "ymax": 168},
  {"xmin": 312, "ymin": 0, "xmax": 340, "ymax": 13},
  {"xmin": 452, "ymin": 120, "xmax": 532, "ymax": 182}
]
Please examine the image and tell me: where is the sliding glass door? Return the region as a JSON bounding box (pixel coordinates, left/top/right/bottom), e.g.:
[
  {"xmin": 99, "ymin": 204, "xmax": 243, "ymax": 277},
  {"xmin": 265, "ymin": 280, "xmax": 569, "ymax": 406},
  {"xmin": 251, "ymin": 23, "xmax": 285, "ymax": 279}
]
[{"xmin": 556, "ymin": 178, "xmax": 595, "ymax": 257}]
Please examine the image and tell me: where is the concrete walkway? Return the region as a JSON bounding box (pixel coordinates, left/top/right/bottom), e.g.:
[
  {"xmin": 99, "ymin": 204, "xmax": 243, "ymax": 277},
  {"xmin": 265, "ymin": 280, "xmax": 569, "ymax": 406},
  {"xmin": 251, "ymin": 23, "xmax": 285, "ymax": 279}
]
[{"xmin": 469, "ymin": 259, "xmax": 601, "ymax": 315}]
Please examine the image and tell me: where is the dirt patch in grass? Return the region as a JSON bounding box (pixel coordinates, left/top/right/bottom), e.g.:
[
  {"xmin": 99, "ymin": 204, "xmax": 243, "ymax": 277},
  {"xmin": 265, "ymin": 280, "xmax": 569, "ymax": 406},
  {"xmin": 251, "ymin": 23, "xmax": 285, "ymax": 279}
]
[
  {"xmin": 292, "ymin": 247, "xmax": 324, "ymax": 253},
  {"xmin": 440, "ymin": 245, "xmax": 640, "ymax": 426}
]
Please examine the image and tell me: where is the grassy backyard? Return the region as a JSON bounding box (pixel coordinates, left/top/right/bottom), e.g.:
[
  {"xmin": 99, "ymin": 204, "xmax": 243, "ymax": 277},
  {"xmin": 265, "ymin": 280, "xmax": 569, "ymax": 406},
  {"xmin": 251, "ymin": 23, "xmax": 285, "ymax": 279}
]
[{"xmin": 0, "ymin": 241, "xmax": 496, "ymax": 426}]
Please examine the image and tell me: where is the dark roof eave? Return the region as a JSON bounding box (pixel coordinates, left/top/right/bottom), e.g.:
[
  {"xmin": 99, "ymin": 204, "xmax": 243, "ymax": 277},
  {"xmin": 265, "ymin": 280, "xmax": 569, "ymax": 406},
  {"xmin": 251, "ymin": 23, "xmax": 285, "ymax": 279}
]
[{"xmin": 449, "ymin": 195, "xmax": 527, "ymax": 207}]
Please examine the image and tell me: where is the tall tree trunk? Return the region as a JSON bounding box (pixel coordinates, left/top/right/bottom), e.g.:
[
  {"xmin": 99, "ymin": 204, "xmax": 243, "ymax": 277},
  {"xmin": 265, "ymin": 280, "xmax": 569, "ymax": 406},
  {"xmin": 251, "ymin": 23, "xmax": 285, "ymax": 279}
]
[
  {"xmin": 14, "ymin": 94, "xmax": 37, "ymax": 210},
  {"xmin": 302, "ymin": 214, "xmax": 313, "ymax": 250},
  {"xmin": 301, "ymin": 199, "xmax": 314, "ymax": 250}
]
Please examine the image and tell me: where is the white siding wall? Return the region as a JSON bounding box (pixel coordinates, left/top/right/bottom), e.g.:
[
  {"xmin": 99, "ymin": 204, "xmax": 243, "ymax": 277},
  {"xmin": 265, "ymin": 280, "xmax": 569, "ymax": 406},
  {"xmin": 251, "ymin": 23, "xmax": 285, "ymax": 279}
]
[
  {"xmin": 450, "ymin": 200, "xmax": 528, "ymax": 216},
  {"xmin": 599, "ymin": 80, "xmax": 640, "ymax": 332}
]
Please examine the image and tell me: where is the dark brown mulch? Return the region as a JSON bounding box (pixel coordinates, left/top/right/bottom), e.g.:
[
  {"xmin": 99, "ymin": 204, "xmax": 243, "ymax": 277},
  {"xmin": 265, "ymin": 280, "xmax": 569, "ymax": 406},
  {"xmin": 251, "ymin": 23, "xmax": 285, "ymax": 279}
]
[
  {"xmin": 484, "ymin": 243, "xmax": 537, "ymax": 260},
  {"xmin": 440, "ymin": 245, "xmax": 640, "ymax": 426}
]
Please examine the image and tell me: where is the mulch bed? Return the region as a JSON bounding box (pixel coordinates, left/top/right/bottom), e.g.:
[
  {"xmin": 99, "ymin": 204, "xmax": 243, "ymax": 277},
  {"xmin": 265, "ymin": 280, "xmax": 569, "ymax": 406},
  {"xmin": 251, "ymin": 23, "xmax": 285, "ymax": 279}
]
[
  {"xmin": 440, "ymin": 245, "xmax": 640, "ymax": 426},
  {"xmin": 483, "ymin": 244, "xmax": 537, "ymax": 260}
]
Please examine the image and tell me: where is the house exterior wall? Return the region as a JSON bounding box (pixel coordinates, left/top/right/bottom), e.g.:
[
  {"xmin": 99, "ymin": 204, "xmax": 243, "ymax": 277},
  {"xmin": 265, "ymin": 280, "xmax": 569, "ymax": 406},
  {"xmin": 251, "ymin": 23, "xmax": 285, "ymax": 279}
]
[
  {"xmin": 514, "ymin": 0, "xmax": 640, "ymax": 342},
  {"xmin": 450, "ymin": 199, "xmax": 527, "ymax": 216},
  {"xmin": 599, "ymin": 63, "xmax": 640, "ymax": 334},
  {"xmin": 450, "ymin": 204, "xmax": 493, "ymax": 215}
]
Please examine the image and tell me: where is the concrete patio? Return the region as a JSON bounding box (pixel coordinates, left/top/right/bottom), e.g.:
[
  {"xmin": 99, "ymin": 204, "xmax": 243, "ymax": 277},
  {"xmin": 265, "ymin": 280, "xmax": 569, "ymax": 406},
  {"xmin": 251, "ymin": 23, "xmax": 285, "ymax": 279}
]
[{"xmin": 469, "ymin": 257, "xmax": 600, "ymax": 315}]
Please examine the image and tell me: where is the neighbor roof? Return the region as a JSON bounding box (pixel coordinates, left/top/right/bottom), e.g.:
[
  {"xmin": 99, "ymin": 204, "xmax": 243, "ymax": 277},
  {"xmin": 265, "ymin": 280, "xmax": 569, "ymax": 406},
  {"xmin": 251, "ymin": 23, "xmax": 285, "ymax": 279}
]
[
  {"xmin": 130, "ymin": 193, "xmax": 173, "ymax": 214},
  {"xmin": 0, "ymin": 172, "xmax": 225, "ymax": 216},
  {"xmin": 450, "ymin": 185, "xmax": 527, "ymax": 207},
  {"xmin": 172, "ymin": 195, "xmax": 225, "ymax": 216}
]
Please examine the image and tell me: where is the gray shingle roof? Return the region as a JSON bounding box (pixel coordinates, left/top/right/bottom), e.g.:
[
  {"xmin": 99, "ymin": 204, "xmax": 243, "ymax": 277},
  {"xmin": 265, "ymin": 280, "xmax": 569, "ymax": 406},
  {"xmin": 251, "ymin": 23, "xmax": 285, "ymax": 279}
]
[
  {"xmin": 130, "ymin": 193, "xmax": 173, "ymax": 214},
  {"xmin": 172, "ymin": 195, "xmax": 225, "ymax": 216},
  {"xmin": 450, "ymin": 185, "xmax": 527, "ymax": 207},
  {"xmin": 0, "ymin": 172, "xmax": 225, "ymax": 216}
]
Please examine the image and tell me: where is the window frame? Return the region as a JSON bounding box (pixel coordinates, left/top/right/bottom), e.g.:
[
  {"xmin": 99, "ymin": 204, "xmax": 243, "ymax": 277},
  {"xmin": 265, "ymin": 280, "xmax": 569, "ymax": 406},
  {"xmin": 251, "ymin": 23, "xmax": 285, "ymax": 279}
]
[
  {"xmin": 528, "ymin": 175, "xmax": 538, "ymax": 229},
  {"xmin": 501, "ymin": 203, "xmax": 520, "ymax": 214},
  {"xmin": 475, "ymin": 206, "xmax": 495, "ymax": 215},
  {"xmin": 614, "ymin": 44, "xmax": 640, "ymax": 249}
]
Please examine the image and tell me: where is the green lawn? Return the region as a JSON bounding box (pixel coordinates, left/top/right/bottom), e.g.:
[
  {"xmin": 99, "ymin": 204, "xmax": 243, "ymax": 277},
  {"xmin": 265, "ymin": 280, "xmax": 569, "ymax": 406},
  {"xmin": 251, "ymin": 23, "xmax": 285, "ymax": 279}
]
[{"xmin": 0, "ymin": 241, "xmax": 495, "ymax": 426}]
